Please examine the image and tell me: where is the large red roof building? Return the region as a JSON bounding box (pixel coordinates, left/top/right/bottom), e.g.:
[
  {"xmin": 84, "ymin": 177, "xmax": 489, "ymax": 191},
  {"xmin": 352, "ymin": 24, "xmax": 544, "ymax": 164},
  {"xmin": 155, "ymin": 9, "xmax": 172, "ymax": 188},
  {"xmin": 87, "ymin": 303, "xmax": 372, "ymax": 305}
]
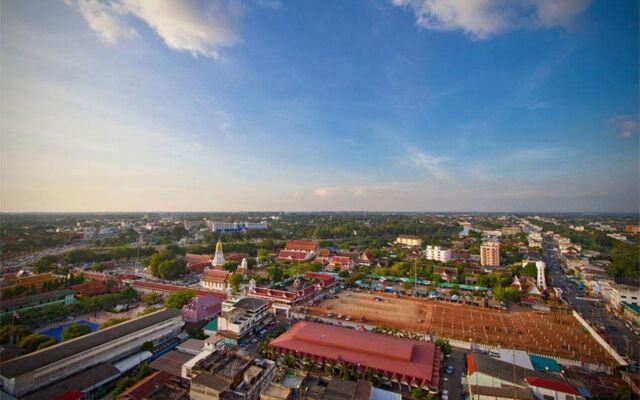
[
  {"xmin": 277, "ymin": 240, "xmax": 319, "ymax": 262},
  {"xmin": 270, "ymin": 321, "xmax": 441, "ymax": 391}
]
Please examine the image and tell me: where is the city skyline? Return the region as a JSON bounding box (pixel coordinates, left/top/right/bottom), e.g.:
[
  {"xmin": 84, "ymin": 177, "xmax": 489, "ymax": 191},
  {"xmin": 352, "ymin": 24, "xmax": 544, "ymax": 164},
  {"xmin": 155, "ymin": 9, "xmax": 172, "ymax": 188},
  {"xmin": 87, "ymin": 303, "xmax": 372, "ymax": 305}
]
[{"xmin": 1, "ymin": 0, "xmax": 639, "ymax": 213}]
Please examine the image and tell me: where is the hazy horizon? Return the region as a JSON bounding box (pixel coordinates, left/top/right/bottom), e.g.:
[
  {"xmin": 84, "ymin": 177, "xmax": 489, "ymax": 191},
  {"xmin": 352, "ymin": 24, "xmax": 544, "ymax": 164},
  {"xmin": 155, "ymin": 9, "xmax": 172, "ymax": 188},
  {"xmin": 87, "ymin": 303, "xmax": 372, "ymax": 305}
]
[{"xmin": 1, "ymin": 0, "xmax": 638, "ymax": 213}]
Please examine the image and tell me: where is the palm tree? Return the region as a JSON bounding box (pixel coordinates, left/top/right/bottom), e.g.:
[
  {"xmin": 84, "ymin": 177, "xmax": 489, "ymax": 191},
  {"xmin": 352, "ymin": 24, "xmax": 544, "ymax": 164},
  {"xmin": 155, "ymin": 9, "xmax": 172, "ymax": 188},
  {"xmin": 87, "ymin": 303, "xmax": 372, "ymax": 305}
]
[
  {"xmin": 324, "ymin": 359, "xmax": 335, "ymax": 375},
  {"xmin": 338, "ymin": 361, "xmax": 350, "ymax": 380}
]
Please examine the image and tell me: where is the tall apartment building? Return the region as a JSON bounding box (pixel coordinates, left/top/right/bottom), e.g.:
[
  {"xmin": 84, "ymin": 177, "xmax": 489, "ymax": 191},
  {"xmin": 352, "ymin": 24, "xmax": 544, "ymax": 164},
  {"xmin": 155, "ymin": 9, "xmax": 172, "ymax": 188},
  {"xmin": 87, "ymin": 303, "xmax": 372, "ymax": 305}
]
[
  {"xmin": 425, "ymin": 245, "xmax": 452, "ymax": 263},
  {"xmin": 480, "ymin": 241, "xmax": 500, "ymax": 267}
]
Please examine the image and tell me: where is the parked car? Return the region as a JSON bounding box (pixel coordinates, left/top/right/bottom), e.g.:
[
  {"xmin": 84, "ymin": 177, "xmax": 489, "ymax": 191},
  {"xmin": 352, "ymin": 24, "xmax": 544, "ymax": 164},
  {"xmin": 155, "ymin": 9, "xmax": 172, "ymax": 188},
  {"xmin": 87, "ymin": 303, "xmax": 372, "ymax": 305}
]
[
  {"xmin": 441, "ymin": 390, "xmax": 449, "ymax": 400},
  {"xmin": 446, "ymin": 365, "xmax": 454, "ymax": 375}
]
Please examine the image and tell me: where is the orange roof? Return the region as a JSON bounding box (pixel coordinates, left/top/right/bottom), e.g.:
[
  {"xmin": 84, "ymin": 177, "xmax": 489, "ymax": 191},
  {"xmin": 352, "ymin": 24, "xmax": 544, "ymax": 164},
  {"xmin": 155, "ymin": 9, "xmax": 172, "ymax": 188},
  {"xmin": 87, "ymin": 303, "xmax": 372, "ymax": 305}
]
[
  {"xmin": 202, "ymin": 269, "xmax": 229, "ymax": 283},
  {"xmin": 18, "ymin": 273, "xmax": 54, "ymax": 285},
  {"xmin": 285, "ymin": 240, "xmax": 319, "ymax": 252},
  {"xmin": 185, "ymin": 254, "xmax": 212, "ymax": 264},
  {"xmin": 118, "ymin": 371, "xmax": 173, "ymax": 400},
  {"xmin": 270, "ymin": 321, "xmax": 440, "ymax": 386}
]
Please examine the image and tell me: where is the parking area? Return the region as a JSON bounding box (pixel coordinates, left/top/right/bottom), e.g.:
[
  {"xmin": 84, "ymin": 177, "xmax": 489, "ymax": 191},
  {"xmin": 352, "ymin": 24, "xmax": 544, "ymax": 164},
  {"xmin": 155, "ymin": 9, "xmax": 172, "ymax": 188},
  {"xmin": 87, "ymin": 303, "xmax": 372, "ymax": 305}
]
[{"xmin": 305, "ymin": 290, "xmax": 616, "ymax": 366}]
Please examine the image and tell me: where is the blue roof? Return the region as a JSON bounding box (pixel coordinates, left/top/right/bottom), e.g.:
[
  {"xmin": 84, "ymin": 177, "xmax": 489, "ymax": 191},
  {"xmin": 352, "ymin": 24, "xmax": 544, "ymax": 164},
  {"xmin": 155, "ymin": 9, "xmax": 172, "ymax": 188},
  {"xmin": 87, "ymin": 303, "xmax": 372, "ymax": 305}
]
[{"xmin": 529, "ymin": 355, "xmax": 562, "ymax": 372}]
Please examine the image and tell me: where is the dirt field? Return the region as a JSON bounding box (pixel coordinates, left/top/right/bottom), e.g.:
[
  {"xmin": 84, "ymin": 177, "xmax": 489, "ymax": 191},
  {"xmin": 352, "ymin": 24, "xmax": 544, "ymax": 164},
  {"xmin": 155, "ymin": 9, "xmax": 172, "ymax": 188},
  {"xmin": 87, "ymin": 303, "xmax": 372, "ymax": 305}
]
[{"xmin": 305, "ymin": 291, "xmax": 615, "ymax": 366}]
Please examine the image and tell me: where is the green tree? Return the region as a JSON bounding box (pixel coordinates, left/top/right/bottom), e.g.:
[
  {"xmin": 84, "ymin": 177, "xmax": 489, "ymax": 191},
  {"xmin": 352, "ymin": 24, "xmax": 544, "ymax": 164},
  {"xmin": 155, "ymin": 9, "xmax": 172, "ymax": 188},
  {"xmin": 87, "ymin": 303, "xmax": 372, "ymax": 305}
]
[
  {"xmin": 100, "ymin": 318, "xmax": 129, "ymax": 329},
  {"xmin": 18, "ymin": 333, "xmax": 56, "ymax": 352},
  {"xmin": 62, "ymin": 324, "xmax": 92, "ymax": 341},
  {"xmin": 91, "ymin": 262, "xmax": 108, "ymax": 272},
  {"xmin": 157, "ymin": 258, "xmax": 186, "ymax": 280},
  {"xmin": 142, "ymin": 292, "xmax": 161, "ymax": 306},
  {"xmin": 165, "ymin": 289, "xmax": 195, "ymax": 309},
  {"xmin": 229, "ymin": 273, "xmax": 243, "ymax": 292}
]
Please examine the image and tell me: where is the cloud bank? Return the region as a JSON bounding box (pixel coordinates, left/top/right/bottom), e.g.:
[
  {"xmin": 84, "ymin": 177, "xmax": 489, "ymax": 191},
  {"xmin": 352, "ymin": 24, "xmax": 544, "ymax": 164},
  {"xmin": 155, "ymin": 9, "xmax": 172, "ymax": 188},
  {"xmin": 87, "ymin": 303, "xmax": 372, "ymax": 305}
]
[
  {"xmin": 391, "ymin": 0, "xmax": 591, "ymax": 39},
  {"xmin": 67, "ymin": 0, "xmax": 242, "ymax": 59}
]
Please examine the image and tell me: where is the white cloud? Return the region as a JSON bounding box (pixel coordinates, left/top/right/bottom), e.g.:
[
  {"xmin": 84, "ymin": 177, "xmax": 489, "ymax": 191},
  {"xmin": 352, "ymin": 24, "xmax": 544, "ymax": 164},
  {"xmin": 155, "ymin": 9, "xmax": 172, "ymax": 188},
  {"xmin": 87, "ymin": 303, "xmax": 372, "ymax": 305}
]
[
  {"xmin": 407, "ymin": 147, "xmax": 448, "ymax": 179},
  {"xmin": 609, "ymin": 115, "xmax": 639, "ymax": 139},
  {"xmin": 67, "ymin": 0, "xmax": 242, "ymax": 59},
  {"xmin": 68, "ymin": 0, "xmax": 138, "ymax": 43},
  {"xmin": 391, "ymin": 0, "xmax": 591, "ymax": 39}
]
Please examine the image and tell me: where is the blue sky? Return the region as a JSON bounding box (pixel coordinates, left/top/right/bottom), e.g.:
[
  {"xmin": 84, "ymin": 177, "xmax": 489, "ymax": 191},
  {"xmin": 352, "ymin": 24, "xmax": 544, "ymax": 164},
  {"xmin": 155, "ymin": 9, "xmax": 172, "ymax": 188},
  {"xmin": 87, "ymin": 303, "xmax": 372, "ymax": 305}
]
[{"xmin": 1, "ymin": 0, "xmax": 638, "ymax": 212}]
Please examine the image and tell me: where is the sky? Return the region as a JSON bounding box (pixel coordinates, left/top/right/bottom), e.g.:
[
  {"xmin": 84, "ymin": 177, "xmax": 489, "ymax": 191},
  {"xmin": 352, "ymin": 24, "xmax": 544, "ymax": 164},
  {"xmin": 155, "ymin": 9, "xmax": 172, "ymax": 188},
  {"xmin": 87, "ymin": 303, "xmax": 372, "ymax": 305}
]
[{"xmin": 1, "ymin": 0, "xmax": 638, "ymax": 213}]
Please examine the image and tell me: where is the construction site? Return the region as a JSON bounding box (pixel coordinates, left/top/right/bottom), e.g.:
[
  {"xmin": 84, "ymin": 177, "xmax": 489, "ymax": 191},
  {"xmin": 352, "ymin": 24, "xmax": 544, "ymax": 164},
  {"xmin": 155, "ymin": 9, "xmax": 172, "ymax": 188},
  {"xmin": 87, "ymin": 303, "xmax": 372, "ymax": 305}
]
[{"xmin": 305, "ymin": 291, "xmax": 616, "ymax": 367}]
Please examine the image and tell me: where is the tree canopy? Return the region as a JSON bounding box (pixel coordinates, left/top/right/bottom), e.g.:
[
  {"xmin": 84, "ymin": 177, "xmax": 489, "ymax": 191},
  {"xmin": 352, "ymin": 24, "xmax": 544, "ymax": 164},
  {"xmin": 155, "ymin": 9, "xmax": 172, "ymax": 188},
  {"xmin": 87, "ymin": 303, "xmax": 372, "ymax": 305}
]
[{"xmin": 165, "ymin": 289, "xmax": 195, "ymax": 309}]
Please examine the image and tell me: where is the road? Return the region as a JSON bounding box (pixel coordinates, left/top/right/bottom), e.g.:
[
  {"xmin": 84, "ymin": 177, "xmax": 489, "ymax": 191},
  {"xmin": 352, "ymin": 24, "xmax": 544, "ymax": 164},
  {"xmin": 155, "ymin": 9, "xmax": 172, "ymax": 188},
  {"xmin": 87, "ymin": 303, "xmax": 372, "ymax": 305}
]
[
  {"xmin": 441, "ymin": 349, "xmax": 466, "ymax": 400},
  {"xmin": 542, "ymin": 239, "xmax": 640, "ymax": 366}
]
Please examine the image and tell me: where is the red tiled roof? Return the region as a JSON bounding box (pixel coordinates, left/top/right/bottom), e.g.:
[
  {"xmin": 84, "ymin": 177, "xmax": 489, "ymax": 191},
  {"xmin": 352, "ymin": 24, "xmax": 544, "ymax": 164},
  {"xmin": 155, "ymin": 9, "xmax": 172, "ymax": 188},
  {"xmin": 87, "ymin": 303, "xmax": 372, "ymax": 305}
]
[
  {"xmin": 284, "ymin": 240, "xmax": 319, "ymax": 252},
  {"xmin": 71, "ymin": 281, "xmax": 109, "ymax": 296},
  {"xmin": 53, "ymin": 391, "xmax": 84, "ymax": 400},
  {"xmin": 270, "ymin": 321, "xmax": 440, "ymax": 387},
  {"xmin": 132, "ymin": 281, "xmax": 226, "ymax": 300},
  {"xmin": 202, "ymin": 269, "xmax": 229, "ymax": 283},
  {"xmin": 119, "ymin": 371, "xmax": 173, "ymax": 400},
  {"xmin": 185, "ymin": 254, "xmax": 212, "ymax": 264},
  {"xmin": 525, "ymin": 377, "xmax": 580, "ymax": 395},
  {"xmin": 277, "ymin": 250, "xmax": 311, "ymax": 261}
]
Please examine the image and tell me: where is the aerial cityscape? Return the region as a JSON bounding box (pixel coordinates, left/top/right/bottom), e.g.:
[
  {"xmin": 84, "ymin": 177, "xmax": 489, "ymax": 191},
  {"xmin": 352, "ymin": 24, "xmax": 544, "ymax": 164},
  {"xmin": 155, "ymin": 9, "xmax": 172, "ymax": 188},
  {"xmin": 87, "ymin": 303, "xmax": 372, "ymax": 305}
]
[{"xmin": 0, "ymin": 1, "xmax": 639, "ymax": 400}]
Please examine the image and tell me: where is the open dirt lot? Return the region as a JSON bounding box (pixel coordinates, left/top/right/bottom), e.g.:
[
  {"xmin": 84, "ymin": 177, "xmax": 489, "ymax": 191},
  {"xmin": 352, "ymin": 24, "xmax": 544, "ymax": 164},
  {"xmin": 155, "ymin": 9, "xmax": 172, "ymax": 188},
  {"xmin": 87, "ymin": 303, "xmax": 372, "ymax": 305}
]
[{"xmin": 305, "ymin": 291, "xmax": 615, "ymax": 366}]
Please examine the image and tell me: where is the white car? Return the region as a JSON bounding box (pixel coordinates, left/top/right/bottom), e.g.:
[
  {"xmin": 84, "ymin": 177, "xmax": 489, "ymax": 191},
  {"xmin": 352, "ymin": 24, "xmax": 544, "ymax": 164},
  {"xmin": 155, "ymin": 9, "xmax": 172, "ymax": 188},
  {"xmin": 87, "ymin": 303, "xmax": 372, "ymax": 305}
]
[{"xmin": 441, "ymin": 389, "xmax": 449, "ymax": 400}]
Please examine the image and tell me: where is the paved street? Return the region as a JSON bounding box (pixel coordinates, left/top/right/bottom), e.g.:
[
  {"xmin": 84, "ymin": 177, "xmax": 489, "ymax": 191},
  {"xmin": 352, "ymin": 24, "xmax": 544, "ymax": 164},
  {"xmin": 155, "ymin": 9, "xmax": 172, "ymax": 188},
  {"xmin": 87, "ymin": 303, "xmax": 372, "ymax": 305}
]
[
  {"xmin": 543, "ymin": 240, "xmax": 640, "ymax": 366},
  {"xmin": 441, "ymin": 349, "xmax": 466, "ymax": 400}
]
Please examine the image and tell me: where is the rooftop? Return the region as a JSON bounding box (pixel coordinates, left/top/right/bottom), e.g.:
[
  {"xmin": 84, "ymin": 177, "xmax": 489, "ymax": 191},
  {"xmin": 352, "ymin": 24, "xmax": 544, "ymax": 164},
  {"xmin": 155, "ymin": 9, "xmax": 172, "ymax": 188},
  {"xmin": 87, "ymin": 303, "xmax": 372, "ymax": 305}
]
[
  {"xmin": 0, "ymin": 308, "xmax": 181, "ymax": 378},
  {"xmin": 270, "ymin": 322, "xmax": 440, "ymax": 387},
  {"xmin": 1, "ymin": 289, "xmax": 75, "ymax": 310}
]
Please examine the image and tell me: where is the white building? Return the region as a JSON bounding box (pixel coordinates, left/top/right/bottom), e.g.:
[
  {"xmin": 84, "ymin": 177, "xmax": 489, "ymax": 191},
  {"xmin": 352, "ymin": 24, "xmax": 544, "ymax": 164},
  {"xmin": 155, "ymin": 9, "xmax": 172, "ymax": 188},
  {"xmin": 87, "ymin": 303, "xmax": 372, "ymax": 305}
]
[
  {"xmin": 536, "ymin": 261, "xmax": 547, "ymax": 290},
  {"xmin": 0, "ymin": 309, "xmax": 183, "ymax": 398},
  {"xmin": 217, "ymin": 297, "xmax": 269, "ymax": 344},
  {"xmin": 425, "ymin": 245, "xmax": 452, "ymax": 263},
  {"xmin": 395, "ymin": 235, "xmax": 422, "ymax": 247},
  {"xmin": 610, "ymin": 284, "xmax": 640, "ymax": 308}
]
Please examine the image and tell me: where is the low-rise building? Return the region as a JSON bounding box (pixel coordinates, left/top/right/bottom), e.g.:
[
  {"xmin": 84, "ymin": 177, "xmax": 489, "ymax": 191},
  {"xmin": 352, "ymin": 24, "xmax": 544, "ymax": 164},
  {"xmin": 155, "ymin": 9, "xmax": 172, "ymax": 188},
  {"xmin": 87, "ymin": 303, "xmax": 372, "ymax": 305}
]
[
  {"xmin": 218, "ymin": 297, "xmax": 269, "ymax": 345},
  {"xmin": 395, "ymin": 235, "xmax": 422, "ymax": 248},
  {"xmin": 202, "ymin": 270, "xmax": 231, "ymax": 292},
  {"xmin": 181, "ymin": 294, "xmax": 223, "ymax": 323},
  {"xmin": 189, "ymin": 350, "xmax": 276, "ymax": 400},
  {"xmin": 270, "ymin": 321, "xmax": 441, "ymax": 392},
  {"xmin": 0, "ymin": 308, "xmax": 184, "ymax": 397},
  {"xmin": 610, "ymin": 284, "xmax": 640, "ymax": 308},
  {"xmin": 0, "ymin": 289, "xmax": 76, "ymax": 316}
]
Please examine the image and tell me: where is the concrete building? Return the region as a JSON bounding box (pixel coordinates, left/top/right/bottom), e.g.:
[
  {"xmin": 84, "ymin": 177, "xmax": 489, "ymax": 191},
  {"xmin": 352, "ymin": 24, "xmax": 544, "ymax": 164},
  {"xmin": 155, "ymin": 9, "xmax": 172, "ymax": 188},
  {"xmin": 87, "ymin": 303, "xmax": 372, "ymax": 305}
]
[
  {"xmin": 501, "ymin": 226, "xmax": 522, "ymax": 236},
  {"xmin": 218, "ymin": 297, "xmax": 270, "ymax": 345},
  {"xmin": 466, "ymin": 354, "xmax": 577, "ymax": 400},
  {"xmin": 0, "ymin": 308, "xmax": 183, "ymax": 398},
  {"xmin": 610, "ymin": 284, "xmax": 640, "ymax": 308},
  {"xmin": 189, "ymin": 350, "xmax": 276, "ymax": 400},
  {"xmin": 395, "ymin": 235, "xmax": 422, "ymax": 248},
  {"xmin": 0, "ymin": 289, "xmax": 76, "ymax": 316},
  {"xmin": 480, "ymin": 241, "xmax": 500, "ymax": 267},
  {"xmin": 425, "ymin": 245, "xmax": 452, "ymax": 263},
  {"xmin": 536, "ymin": 261, "xmax": 547, "ymax": 290},
  {"xmin": 210, "ymin": 221, "xmax": 269, "ymax": 232}
]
